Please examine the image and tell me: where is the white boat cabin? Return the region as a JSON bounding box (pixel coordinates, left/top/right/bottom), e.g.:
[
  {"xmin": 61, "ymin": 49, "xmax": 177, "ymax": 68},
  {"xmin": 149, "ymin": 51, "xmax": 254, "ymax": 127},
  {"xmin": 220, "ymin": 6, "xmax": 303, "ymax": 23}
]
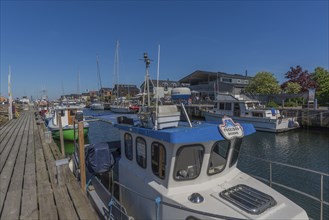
[
  {"xmin": 213, "ymin": 94, "xmax": 281, "ymax": 119},
  {"xmin": 93, "ymin": 106, "xmax": 308, "ymax": 219}
]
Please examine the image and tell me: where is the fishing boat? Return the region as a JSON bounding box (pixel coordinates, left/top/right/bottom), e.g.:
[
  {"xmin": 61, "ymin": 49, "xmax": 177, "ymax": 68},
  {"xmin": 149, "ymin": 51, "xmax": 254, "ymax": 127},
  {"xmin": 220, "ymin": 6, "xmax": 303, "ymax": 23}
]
[
  {"xmin": 47, "ymin": 106, "xmax": 89, "ymax": 141},
  {"xmin": 203, "ymin": 93, "xmax": 299, "ymax": 132},
  {"xmin": 73, "ymin": 51, "xmax": 308, "ymax": 219},
  {"xmin": 73, "ymin": 104, "xmax": 308, "ymax": 219}
]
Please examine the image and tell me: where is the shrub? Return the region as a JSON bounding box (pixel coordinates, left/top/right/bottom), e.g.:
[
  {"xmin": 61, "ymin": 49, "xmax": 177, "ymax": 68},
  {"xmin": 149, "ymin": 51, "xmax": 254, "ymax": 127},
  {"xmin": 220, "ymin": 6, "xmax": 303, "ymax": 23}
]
[{"xmin": 266, "ymin": 101, "xmax": 279, "ymax": 108}]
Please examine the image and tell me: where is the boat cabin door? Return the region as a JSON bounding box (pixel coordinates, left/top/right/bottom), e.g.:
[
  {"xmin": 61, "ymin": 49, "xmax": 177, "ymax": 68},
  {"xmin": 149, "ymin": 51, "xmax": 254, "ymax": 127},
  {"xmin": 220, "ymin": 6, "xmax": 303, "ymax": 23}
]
[
  {"xmin": 233, "ymin": 103, "xmax": 240, "ymax": 116},
  {"xmin": 68, "ymin": 110, "xmax": 76, "ymax": 125}
]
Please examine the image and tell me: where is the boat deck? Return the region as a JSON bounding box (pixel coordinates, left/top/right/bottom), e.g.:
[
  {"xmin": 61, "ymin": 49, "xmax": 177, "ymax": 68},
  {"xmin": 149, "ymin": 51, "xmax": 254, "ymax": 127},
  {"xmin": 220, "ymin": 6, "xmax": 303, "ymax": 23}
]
[{"xmin": 0, "ymin": 110, "xmax": 97, "ymax": 219}]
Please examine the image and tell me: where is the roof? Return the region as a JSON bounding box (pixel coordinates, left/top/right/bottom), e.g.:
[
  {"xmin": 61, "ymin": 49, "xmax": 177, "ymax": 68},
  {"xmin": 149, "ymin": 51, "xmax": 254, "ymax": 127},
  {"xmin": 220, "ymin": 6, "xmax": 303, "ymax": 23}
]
[
  {"xmin": 140, "ymin": 79, "xmax": 180, "ymax": 88},
  {"xmin": 115, "ymin": 121, "xmax": 255, "ymax": 144},
  {"xmin": 179, "ymin": 70, "xmax": 253, "ymax": 85}
]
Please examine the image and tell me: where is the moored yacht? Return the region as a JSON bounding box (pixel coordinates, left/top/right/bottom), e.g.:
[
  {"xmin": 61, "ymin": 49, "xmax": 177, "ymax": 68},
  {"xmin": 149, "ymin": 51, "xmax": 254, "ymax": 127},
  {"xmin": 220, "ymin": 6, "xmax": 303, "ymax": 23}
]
[
  {"xmin": 74, "ymin": 104, "xmax": 308, "ymax": 219},
  {"xmin": 203, "ymin": 93, "xmax": 299, "ymax": 132}
]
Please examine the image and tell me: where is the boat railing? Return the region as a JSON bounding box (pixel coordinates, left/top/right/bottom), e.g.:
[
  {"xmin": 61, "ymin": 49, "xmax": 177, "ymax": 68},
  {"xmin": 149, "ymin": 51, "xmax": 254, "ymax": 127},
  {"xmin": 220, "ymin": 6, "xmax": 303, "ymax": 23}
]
[{"xmin": 239, "ymin": 153, "xmax": 329, "ymax": 220}]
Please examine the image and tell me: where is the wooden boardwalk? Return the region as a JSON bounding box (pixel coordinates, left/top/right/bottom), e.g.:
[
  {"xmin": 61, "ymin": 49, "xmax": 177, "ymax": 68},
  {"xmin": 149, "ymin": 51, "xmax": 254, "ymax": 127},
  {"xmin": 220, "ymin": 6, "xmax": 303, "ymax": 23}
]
[{"xmin": 0, "ymin": 110, "xmax": 98, "ymax": 219}]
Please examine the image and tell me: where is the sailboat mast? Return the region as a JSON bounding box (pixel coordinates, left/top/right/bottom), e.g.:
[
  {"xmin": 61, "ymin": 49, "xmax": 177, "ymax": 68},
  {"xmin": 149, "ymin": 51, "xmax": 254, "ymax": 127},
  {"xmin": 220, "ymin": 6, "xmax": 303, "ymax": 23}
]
[
  {"xmin": 8, "ymin": 65, "xmax": 13, "ymax": 120},
  {"xmin": 96, "ymin": 55, "xmax": 103, "ymax": 99},
  {"xmin": 113, "ymin": 41, "xmax": 120, "ymax": 98}
]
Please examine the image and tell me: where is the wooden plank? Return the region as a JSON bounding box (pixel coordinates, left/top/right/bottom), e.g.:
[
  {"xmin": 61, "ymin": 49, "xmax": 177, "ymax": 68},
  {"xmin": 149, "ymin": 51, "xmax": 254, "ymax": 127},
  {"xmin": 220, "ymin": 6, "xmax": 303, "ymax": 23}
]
[
  {"xmin": 1, "ymin": 112, "xmax": 30, "ymax": 219},
  {"xmin": 0, "ymin": 112, "xmax": 29, "ymax": 213},
  {"xmin": 20, "ymin": 188, "xmax": 38, "ymax": 220},
  {"xmin": 35, "ymin": 132, "xmax": 58, "ymax": 220},
  {"xmin": 0, "ymin": 111, "xmax": 26, "ymax": 147},
  {"xmin": 0, "ymin": 117, "xmax": 16, "ymax": 142},
  {"xmin": 66, "ymin": 182, "xmax": 98, "ymax": 220},
  {"xmin": 63, "ymin": 165, "xmax": 97, "ymax": 220},
  {"xmin": 53, "ymin": 186, "xmax": 79, "ymax": 220},
  {"xmin": 0, "ymin": 111, "xmax": 27, "ymax": 167},
  {"xmin": 21, "ymin": 114, "xmax": 38, "ymax": 220}
]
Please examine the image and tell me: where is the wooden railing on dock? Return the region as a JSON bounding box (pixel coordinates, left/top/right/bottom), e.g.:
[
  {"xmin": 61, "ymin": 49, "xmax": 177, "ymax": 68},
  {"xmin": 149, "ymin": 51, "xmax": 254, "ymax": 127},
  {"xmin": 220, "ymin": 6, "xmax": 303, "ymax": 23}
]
[{"xmin": 0, "ymin": 110, "xmax": 97, "ymax": 219}]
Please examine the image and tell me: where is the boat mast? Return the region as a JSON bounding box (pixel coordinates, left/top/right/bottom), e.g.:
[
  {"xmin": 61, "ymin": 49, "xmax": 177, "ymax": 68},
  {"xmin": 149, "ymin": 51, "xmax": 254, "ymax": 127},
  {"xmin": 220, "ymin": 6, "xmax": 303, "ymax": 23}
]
[
  {"xmin": 113, "ymin": 41, "xmax": 120, "ymax": 98},
  {"xmin": 96, "ymin": 55, "xmax": 103, "ymax": 100},
  {"xmin": 154, "ymin": 45, "xmax": 160, "ymax": 130},
  {"xmin": 8, "ymin": 65, "xmax": 13, "ymax": 120}
]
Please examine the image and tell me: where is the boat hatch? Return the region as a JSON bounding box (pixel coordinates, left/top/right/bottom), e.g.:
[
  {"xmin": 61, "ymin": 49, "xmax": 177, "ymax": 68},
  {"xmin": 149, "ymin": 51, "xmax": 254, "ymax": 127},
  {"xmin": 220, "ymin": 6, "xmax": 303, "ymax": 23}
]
[{"xmin": 219, "ymin": 184, "xmax": 276, "ymax": 215}]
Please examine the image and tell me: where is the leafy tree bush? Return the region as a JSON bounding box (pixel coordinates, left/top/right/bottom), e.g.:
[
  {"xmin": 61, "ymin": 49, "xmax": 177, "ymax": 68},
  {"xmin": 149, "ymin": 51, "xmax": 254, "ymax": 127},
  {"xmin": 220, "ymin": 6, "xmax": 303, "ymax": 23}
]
[
  {"xmin": 284, "ymin": 100, "xmax": 298, "ymax": 107},
  {"xmin": 312, "ymin": 67, "xmax": 329, "ymax": 106},
  {"xmin": 266, "ymin": 101, "xmax": 279, "ymax": 108},
  {"xmin": 281, "ymin": 65, "xmax": 316, "ymax": 92},
  {"xmin": 245, "ymin": 72, "xmax": 281, "ymax": 94}
]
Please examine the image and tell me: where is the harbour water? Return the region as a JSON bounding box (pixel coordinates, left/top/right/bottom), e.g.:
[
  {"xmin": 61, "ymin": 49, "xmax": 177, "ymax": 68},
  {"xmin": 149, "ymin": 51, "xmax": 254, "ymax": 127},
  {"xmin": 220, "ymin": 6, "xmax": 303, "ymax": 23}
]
[{"xmin": 61, "ymin": 109, "xmax": 328, "ymax": 219}]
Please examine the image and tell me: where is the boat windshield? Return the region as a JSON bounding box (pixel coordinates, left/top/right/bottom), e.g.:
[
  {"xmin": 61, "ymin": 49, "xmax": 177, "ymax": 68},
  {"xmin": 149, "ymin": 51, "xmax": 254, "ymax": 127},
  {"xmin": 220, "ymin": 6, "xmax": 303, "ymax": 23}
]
[
  {"xmin": 174, "ymin": 145, "xmax": 204, "ymax": 181},
  {"xmin": 208, "ymin": 140, "xmax": 230, "ymax": 175}
]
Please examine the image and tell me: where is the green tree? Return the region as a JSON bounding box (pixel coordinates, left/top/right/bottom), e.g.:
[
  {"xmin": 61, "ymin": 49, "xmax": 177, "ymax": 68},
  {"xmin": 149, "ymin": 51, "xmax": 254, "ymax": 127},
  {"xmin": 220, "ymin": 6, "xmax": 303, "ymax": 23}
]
[
  {"xmin": 245, "ymin": 72, "xmax": 281, "ymax": 94},
  {"xmin": 312, "ymin": 67, "xmax": 329, "ymax": 105},
  {"xmin": 284, "ymin": 82, "xmax": 301, "ymax": 94}
]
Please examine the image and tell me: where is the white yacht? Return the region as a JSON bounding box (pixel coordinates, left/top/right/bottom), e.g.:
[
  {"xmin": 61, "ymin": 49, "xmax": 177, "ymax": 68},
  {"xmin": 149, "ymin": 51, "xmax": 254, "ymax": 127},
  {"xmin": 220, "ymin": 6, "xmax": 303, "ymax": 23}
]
[
  {"xmin": 203, "ymin": 93, "xmax": 299, "ymax": 132},
  {"xmin": 90, "ymin": 99, "xmax": 105, "ymax": 110},
  {"xmin": 74, "ymin": 104, "xmax": 308, "ymax": 219}
]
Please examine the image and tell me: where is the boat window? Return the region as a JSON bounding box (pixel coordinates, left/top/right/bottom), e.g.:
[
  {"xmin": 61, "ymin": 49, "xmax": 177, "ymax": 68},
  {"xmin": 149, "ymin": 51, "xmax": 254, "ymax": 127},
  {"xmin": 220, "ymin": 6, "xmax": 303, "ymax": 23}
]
[
  {"xmin": 136, "ymin": 137, "xmax": 147, "ymax": 168},
  {"xmin": 124, "ymin": 133, "xmax": 133, "ymax": 160},
  {"xmin": 225, "ymin": 103, "xmax": 232, "ymax": 111},
  {"xmin": 214, "ymin": 102, "xmax": 218, "ymax": 109},
  {"xmin": 208, "ymin": 141, "xmax": 230, "ymax": 175},
  {"xmin": 252, "ymin": 112, "xmax": 263, "ymax": 117},
  {"xmin": 151, "ymin": 142, "xmax": 166, "ymax": 179},
  {"xmin": 230, "ymin": 138, "xmax": 242, "ymax": 167},
  {"xmin": 174, "ymin": 145, "xmax": 204, "ymax": 181},
  {"xmin": 219, "ymin": 103, "xmax": 225, "ymax": 110},
  {"xmin": 60, "ymin": 110, "xmax": 65, "ymax": 117}
]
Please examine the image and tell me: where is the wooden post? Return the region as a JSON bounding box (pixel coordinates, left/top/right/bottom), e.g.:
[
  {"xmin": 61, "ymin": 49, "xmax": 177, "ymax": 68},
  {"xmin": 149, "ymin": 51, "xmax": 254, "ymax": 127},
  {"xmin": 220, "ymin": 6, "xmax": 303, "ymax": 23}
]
[
  {"xmin": 78, "ymin": 121, "xmax": 86, "ymax": 192},
  {"xmin": 57, "ymin": 112, "xmax": 65, "ymax": 158}
]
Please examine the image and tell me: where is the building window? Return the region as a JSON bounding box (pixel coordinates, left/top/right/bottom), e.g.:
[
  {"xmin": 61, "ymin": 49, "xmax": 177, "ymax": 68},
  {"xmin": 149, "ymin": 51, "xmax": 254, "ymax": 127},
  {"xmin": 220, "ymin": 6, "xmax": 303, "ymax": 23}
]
[
  {"xmin": 225, "ymin": 103, "xmax": 232, "ymax": 110},
  {"xmin": 222, "ymin": 78, "xmax": 232, "ymax": 83},
  {"xmin": 208, "ymin": 141, "xmax": 229, "ymax": 175},
  {"xmin": 151, "ymin": 142, "xmax": 166, "ymax": 179},
  {"xmin": 174, "ymin": 145, "xmax": 204, "ymax": 181},
  {"xmin": 124, "ymin": 133, "xmax": 133, "ymax": 160},
  {"xmin": 136, "ymin": 137, "xmax": 147, "ymax": 168}
]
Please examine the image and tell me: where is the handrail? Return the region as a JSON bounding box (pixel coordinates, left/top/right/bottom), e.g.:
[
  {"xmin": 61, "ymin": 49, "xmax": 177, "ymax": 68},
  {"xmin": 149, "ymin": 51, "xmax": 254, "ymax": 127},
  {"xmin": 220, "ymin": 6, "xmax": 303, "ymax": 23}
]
[{"xmin": 240, "ymin": 153, "xmax": 329, "ymax": 220}]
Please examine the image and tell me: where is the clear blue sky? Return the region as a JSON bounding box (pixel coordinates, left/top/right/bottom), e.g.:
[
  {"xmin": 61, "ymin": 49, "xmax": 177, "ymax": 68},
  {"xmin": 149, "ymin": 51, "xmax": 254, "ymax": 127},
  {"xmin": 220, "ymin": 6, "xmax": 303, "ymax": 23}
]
[{"xmin": 1, "ymin": 0, "xmax": 328, "ymax": 100}]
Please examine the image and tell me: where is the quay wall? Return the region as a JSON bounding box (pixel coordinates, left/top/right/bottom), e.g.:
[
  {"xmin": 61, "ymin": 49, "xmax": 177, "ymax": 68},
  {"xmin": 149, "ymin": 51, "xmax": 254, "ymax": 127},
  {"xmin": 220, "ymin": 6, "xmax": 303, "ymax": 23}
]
[{"xmin": 182, "ymin": 104, "xmax": 329, "ymax": 129}]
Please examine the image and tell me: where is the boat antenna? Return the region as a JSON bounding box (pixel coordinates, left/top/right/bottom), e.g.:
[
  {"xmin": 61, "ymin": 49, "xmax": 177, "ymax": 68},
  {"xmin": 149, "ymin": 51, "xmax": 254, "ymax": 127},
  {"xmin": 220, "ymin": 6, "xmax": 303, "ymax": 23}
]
[
  {"xmin": 154, "ymin": 45, "xmax": 160, "ymax": 130},
  {"xmin": 142, "ymin": 52, "xmax": 151, "ymax": 107}
]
